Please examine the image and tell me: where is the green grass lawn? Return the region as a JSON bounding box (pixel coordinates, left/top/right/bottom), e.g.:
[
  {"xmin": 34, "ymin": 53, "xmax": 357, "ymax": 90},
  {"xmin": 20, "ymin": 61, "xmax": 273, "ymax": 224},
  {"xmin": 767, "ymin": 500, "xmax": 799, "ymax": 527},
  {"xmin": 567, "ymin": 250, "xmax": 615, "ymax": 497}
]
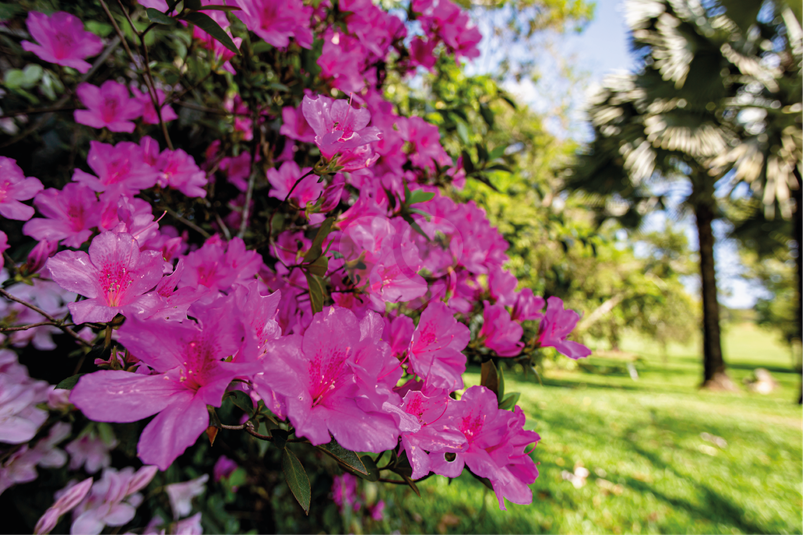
[{"xmin": 377, "ymin": 323, "xmax": 802, "ymax": 534}]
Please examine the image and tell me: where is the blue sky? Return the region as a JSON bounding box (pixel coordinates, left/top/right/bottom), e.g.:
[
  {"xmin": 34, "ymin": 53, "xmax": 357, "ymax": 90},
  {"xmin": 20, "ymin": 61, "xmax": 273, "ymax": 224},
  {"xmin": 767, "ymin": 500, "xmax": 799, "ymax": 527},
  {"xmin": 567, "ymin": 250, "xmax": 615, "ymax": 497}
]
[{"xmin": 472, "ymin": 0, "xmax": 765, "ymax": 309}]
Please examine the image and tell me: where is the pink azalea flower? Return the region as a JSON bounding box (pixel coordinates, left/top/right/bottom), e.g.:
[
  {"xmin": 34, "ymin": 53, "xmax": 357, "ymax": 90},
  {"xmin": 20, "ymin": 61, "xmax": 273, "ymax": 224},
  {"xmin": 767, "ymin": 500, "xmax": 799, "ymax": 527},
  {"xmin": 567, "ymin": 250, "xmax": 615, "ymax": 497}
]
[
  {"xmin": 46, "ymin": 231, "xmax": 165, "ymax": 324},
  {"xmin": 0, "ymin": 157, "xmax": 44, "ymax": 221},
  {"xmin": 537, "ymin": 296, "xmax": 591, "ymax": 360},
  {"xmin": 0, "ymin": 350, "xmax": 50, "ymax": 445},
  {"xmin": 70, "ymin": 465, "xmax": 158, "ymax": 535},
  {"xmin": 383, "ymin": 391, "xmax": 466, "ymax": 479},
  {"xmin": 75, "ymin": 81, "xmax": 142, "ymax": 133},
  {"xmin": 410, "ymin": 37, "xmax": 437, "ymax": 70},
  {"xmin": 157, "ymin": 149, "xmax": 208, "ymax": 198},
  {"xmin": 399, "ymin": 116, "xmax": 450, "ymax": 170},
  {"xmin": 510, "ymin": 288, "xmax": 545, "ymax": 322},
  {"xmin": 280, "ymin": 105, "xmax": 316, "ymax": 143},
  {"xmin": 65, "ymin": 431, "xmax": 117, "ymax": 474},
  {"xmin": 488, "ymin": 267, "xmax": 518, "ymax": 306},
  {"xmin": 23, "ymin": 183, "xmax": 100, "ymax": 248},
  {"xmin": 429, "ymin": 386, "xmax": 539, "ymax": 509},
  {"xmin": 34, "ymin": 477, "xmax": 93, "ymax": 535},
  {"xmin": 272, "ymin": 230, "xmax": 311, "ymax": 267},
  {"xmin": 253, "ymin": 307, "xmax": 400, "ymax": 452},
  {"xmin": 408, "ymin": 301, "xmax": 470, "ymax": 392},
  {"xmin": 70, "ymin": 298, "xmax": 250, "ymax": 470},
  {"xmin": 21, "ymin": 12, "xmax": 103, "ymax": 73},
  {"xmin": 137, "ymin": 259, "xmax": 207, "ymax": 322},
  {"xmin": 332, "ymin": 473, "xmax": 360, "ymax": 513},
  {"xmin": 220, "ymin": 152, "xmax": 252, "ymax": 191},
  {"xmin": 166, "ymin": 474, "xmax": 207, "ymax": 519},
  {"xmin": 0, "ymin": 232, "xmax": 7, "ymax": 271},
  {"xmin": 131, "ymin": 86, "xmax": 178, "ymax": 125},
  {"xmin": 301, "ymin": 94, "xmax": 382, "ymax": 159},
  {"xmin": 336, "ymin": 144, "xmax": 380, "ymax": 171},
  {"xmin": 234, "ymin": 281, "xmax": 282, "ymax": 360},
  {"xmin": 479, "ymin": 301, "xmax": 523, "ymax": 357},
  {"xmin": 384, "ymin": 314, "xmax": 415, "ymax": 360},
  {"xmin": 318, "ymin": 31, "xmax": 369, "ymax": 93},
  {"xmin": 25, "ymin": 240, "xmax": 59, "ymax": 275},
  {"xmin": 233, "ymin": 0, "xmax": 313, "ymax": 49},
  {"xmin": 0, "ymin": 422, "xmax": 71, "ymax": 496},
  {"xmin": 267, "ymin": 161, "xmax": 321, "ymax": 206},
  {"xmin": 213, "ymin": 456, "xmax": 238, "ymax": 483},
  {"xmin": 72, "ymin": 141, "xmax": 160, "ymax": 194},
  {"xmin": 181, "ymin": 236, "xmax": 260, "ymax": 293}
]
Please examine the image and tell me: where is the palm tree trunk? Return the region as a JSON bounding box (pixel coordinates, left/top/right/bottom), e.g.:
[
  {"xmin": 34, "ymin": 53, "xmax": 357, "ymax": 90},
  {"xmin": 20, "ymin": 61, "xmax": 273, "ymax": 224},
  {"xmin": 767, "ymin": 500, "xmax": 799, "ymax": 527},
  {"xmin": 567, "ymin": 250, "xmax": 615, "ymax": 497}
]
[
  {"xmin": 694, "ymin": 200, "xmax": 735, "ymax": 390},
  {"xmin": 793, "ymin": 174, "xmax": 802, "ymax": 404}
]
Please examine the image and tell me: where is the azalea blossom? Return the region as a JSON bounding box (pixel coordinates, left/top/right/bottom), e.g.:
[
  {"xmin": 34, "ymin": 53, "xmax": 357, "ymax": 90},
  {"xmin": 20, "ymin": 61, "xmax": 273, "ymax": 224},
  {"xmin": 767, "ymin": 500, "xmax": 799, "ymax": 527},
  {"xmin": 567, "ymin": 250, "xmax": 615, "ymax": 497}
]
[
  {"xmin": 23, "ymin": 183, "xmax": 100, "ymax": 248},
  {"xmin": 253, "ymin": 307, "xmax": 400, "ymax": 452},
  {"xmin": 429, "ymin": 386, "xmax": 539, "ymax": 509},
  {"xmin": 479, "ymin": 301, "xmax": 524, "ymax": 357},
  {"xmin": 0, "ymin": 157, "xmax": 44, "ymax": 221},
  {"xmin": 537, "ymin": 296, "xmax": 591, "ymax": 359},
  {"xmin": 407, "ymin": 301, "xmax": 470, "ymax": 392},
  {"xmin": 233, "ymin": 0, "xmax": 313, "ymax": 49},
  {"xmin": 72, "ymin": 141, "xmax": 160, "ymax": 194},
  {"xmin": 46, "ymin": 231, "xmax": 165, "ymax": 324},
  {"xmin": 301, "ymin": 94, "xmax": 382, "ymax": 159},
  {"xmin": 75, "ymin": 81, "xmax": 142, "ymax": 133},
  {"xmin": 131, "ymin": 86, "xmax": 178, "ymax": 125},
  {"xmin": 70, "ymin": 296, "xmax": 251, "ymax": 470},
  {"xmin": 21, "ymin": 11, "xmax": 103, "ymax": 73}
]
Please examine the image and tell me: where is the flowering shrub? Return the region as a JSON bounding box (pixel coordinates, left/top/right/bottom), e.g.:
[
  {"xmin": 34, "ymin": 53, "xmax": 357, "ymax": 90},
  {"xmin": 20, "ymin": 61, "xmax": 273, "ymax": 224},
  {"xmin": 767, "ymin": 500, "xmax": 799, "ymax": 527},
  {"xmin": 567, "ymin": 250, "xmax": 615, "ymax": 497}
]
[{"xmin": 0, "ymin": 0, "xmax": 590, "ymax": 532}]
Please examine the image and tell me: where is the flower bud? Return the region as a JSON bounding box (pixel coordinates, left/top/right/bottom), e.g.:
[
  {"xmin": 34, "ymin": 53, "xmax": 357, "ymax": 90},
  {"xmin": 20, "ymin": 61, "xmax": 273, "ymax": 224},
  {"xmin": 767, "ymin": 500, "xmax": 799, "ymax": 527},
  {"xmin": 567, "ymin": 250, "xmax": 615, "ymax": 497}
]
[{"xmin": 26, "ymin": 240, "xmax": 58, "ymax": 275}]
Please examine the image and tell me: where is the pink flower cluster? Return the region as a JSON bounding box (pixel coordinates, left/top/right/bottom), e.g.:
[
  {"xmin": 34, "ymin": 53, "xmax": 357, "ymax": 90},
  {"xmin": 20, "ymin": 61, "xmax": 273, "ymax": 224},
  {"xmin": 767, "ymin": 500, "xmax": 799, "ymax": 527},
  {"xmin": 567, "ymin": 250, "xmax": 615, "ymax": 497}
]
[{"xmin": 0, "ymin": 1, "xmax": 593, "ymax": 519}]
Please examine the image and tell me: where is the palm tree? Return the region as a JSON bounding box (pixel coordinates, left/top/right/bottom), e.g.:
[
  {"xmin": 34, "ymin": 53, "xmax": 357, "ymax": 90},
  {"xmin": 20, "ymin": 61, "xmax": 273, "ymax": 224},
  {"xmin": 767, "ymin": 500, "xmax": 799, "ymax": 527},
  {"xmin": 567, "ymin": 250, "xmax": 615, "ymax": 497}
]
[
  {"xmin": 564, "ymin": 0, "xmax": 801, "ymax": 389},
  {"xmin": 710, "ymin": 3, "xmax": 802, "ymax": 400}
]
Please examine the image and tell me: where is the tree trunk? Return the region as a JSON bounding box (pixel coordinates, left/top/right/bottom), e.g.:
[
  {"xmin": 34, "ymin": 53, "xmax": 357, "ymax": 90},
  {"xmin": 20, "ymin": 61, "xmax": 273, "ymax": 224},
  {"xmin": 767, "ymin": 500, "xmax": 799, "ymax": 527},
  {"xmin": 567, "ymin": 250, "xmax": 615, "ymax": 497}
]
[
  {"xmin": 792, "ymin": 176, "xmax": 802, "ymax": 404},
  {"xmin": 694, "ymin": 200, "xmax": 736, "ymax": 390}
]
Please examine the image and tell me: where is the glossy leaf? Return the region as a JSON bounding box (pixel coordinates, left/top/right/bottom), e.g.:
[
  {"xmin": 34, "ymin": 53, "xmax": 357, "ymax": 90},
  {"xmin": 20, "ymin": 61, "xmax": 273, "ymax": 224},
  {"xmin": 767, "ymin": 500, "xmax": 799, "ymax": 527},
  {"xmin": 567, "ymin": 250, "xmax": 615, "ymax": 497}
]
[
  {"xmin": 358, "ymin": 455, "xmax": 379, "ymax": 482},
  {"xmin": 318, "ymin": 439, "xmax": 369, "ymax": 475},
  {"xmin": 145, "ymin": 8, "xmax": 176, "ymax": 25},
  {"xmin": 56, "ymin": 373, "xmax": 87, "ymax": 390},
  {"xmin": 480, "ymin": 360, "xmax": 500, "ymax": 398},
  {"xmin": 180, "ymin": 12, "xmax": 239, "ymax": 55},
  {"xmin": 282, "ymin": 448, "xmax": 310, "ymax": 514}
]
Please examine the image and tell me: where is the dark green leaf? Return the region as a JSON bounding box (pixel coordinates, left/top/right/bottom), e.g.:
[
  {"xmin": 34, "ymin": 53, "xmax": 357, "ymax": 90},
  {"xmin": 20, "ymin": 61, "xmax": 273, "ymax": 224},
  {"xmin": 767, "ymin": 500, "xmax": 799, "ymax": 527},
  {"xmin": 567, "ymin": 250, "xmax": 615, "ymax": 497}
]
[
  {"xmin": 488, "ymin": 146, "xmax": 506, "ymax": 161},
  {"xmin": 146, "ymin": 8, "xmax": 176, "ymax": 25},
  {"xmin": 479, "ymin": 103, "xmax": 495, "ymax": 127},
  {"xmin": 461, "ymin": 149, "xmax": 475, "ymax": 175},
  {"xmin": 225, "ymin": 390, "xmax": 254, "ymax": 416},
  {"xmin": 497, "ymin": 363, "xmax": 506, "ymax": 399},
  {"xmin": 480, "ymin": 360, "xmax": 499, "ymax": 397},
  {"xmin": 0, "ymin": 3, "xmax": 24, "ymax": 21},
  {"xmin": 476, "ymin": 142, "xmax": 489, "ymax": 164},
  {"xmin": 407, "ymin": 190, "xmax": 435, "ymax": 205},
  {"xmin": 485, "ymin": 164, "xmax": 513, "ymax": 173},
  {"xmin": 400, "ymin": 474, "xmax": 421, "ymax": 497},
  {"xmin": 303, "ymin": 216, "xmax": 336, "ymax": 262},
  {"xmin": 196, "ymin": 5, "xmax": 242, "ymax": 12},
  {"xmin": 358, "ymin": 455, "xmax": 379, "ymax": 482},
  {"xmin": 305, "ymin": 255, "xmax": 329, "ymax": 277},
  {"xmin": 390, "ymin": 450, "xmax": 413, "ymax": 478},
  {"xmin": 498, "ymin": 391, "xmax": 520, "ymax": 410},
  {"xmin": 318, "ymin": 440, "xmax": 368, "ymax": 475},
  {"xmin": 304, "ymin": 272, "xmax": 325, "ymax": 314},
  {"xmin": 56, "ymin": 373, "xmax": 87, "ymax": 390},
  {"xmin": 180, "ymin": 12, "xmax": 239, "ymax": 55},
  {"xmin": 282, "ymin": 448, "xmax": 310, "ymax": 514},
  {"xmin": 184, "ymin": 0, "xmax": 202, "ymax": 9},
  {"xmin": 271, "ymin": 428, "xmax": 289, "ymax": 449}
]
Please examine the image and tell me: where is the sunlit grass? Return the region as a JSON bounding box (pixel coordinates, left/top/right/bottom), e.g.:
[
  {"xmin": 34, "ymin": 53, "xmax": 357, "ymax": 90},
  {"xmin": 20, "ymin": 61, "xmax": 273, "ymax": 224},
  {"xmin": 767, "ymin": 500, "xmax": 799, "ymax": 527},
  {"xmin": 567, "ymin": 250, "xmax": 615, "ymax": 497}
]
[{"xmin": 378, "ymin": 323, "xmax": 802, "ymax": 534}]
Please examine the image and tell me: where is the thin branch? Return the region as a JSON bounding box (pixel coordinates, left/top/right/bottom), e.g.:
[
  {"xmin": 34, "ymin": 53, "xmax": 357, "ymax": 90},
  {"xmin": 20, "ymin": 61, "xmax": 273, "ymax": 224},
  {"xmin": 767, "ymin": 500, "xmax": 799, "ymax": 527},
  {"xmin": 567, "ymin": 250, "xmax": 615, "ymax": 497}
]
[
  {"xmin": 159, "ymin": 204, "xmax": 211, "ymax": 238},
  {"xmin": 239, "ymin": 104, "xmax": 261, "ymax": 239},
  {"xmin": 0, "ymin": 288, "xmax": 91, "ymax": 347},
  {"xmin": 98, "ymin": 0, "xmax": 137, "ymax": 68},
  {"xmin": 0, "ymin": 321, "xmax": 62, "ymax": 332},
  {"xmin": 266, "ymin": 169, "xmax": 318, "ymax": 240},
  {"xmin": 0, "ymin": 106, "xmax": 77, "ymax": 119}
]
